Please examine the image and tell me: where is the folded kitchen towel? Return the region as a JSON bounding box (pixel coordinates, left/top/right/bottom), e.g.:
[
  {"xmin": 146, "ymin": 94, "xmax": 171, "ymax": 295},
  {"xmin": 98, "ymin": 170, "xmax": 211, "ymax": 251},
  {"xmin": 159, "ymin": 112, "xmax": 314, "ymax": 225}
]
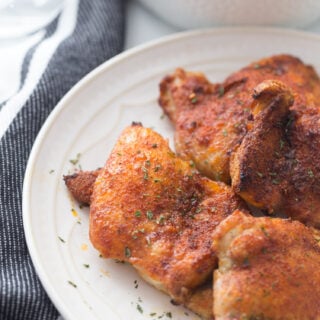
[{"xmin": 0, "ymin": 1, "xmax": 124, "ymax": 319}]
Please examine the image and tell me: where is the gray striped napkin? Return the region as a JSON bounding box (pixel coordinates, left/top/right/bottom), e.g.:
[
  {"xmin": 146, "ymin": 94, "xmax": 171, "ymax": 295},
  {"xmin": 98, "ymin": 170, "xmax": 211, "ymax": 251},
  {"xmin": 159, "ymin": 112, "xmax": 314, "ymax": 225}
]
[{"xmin": 0, "ymin": 1, "xmax": 124, "ymax": 319}]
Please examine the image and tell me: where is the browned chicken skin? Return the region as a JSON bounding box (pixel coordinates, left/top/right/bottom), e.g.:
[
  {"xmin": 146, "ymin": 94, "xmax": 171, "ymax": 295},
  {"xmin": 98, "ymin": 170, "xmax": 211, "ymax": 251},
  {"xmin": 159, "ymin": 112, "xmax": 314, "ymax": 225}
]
[
  {"xmin": 159, "ymin": 54, "xmax": 320, "ymax": 226},
  {"xmin": 63, "ymin": 55, "xmax": 320, "ymax": 319},
  {"xmin": 89, "ymin": 124, "xmax": 244, "ymax": 318},
  {"xmin": 212, "ymin": 210, "xmax": 320, "ymax": 320},
  {"xmin": 230, "ymin": 80, "xmax": 294, "ymax": 211},
  {"xmin": 63, "ymin": 169, "xmax": 101, "ymax": 205}
]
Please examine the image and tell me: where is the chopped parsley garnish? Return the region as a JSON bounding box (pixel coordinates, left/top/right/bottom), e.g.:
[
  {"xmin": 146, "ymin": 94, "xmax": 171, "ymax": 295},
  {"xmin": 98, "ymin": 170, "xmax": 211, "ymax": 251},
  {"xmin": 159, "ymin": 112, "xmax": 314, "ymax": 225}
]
[
  {"xmin": 253, "ymin": 63, "xmax": 261, "ymax": 69},
  {"xmin": 135, "ymin": 210, "xmax": 141, "ymax": 217},
  {"xmin": 83, "ymin": 264, "xmax": 90, "ymax": 268},
  {"xmin": 146, "ymin": 211, "xmax": 153, "ymax": 220},
  {"xmin": 68, "ymin": 280, "xmax": 77, "ymax": 288},
  {"xmin": 189, "ymin": 92, "xmax": 197, "ymax": 104},
  {"xmin": 261, "ymin": 226, "xmax": 269, "ymax": 237},
  {"xmin": 69, "ymin": 153, "xmax": 81, "ymax": 165},
  {"xmin": 142, "ymin": 166, "xmax": 148, "ymax": 180},
  {"xmin": 308, "ymin": 169, "xmax": 314, "ymax": 178},
  {"xmin": 157, "ymin": 215, "xmax": 165, "ymax": 225},
  {"xmin": 136, "ymin": 304, "xmax": 143, "ymax": 314},
  {"xmin": 256, "ymin": 172, "xmax": 263, "ymax": 178},
  {"xmin": 218, "ymin": 86, "xmax": 225, "ymax": 97},
  {"xmin": 58, "ymin": 236, "xmax": 65, "ymax": 243},
  {"xmin": 279, "ymin": 139, "xmax": 285, "ymax": 150},
  {"xmin": 222, "ymin": 128, "xmax": 228, "ymax": 137},
  {"xmin": 124, "ymin": 247, "xmax": 131, "ymax": 258}
]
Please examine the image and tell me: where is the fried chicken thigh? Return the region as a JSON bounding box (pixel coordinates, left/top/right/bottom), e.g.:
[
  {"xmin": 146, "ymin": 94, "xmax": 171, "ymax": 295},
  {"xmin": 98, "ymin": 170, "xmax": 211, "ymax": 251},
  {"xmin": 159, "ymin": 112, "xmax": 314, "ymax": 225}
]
[
  {"xmin": 160, "ymin": 55, "xmax": 320, "ymax": 226},
  {"xmin": 212, "ymin": 210, "xmax": 320, "ymax": 320},
  {"xmin": 89, "ymin": 124, "xmax": 244, "ymax": 317}
]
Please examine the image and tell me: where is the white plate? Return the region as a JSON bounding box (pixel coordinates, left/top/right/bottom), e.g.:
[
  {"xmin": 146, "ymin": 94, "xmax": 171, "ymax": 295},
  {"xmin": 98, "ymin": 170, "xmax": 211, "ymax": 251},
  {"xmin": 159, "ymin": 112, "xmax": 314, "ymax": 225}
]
[{"xmin": 23, "ymin": 28, "xmax": 320, "ymax": 320}]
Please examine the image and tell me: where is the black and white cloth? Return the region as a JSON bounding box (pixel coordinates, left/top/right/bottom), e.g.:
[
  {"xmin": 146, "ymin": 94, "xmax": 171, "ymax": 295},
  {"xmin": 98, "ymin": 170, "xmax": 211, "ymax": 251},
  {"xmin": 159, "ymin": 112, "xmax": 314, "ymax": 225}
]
[{"xmin": 0, "ymin": 1, "xmax": 124, "ymax": 319}]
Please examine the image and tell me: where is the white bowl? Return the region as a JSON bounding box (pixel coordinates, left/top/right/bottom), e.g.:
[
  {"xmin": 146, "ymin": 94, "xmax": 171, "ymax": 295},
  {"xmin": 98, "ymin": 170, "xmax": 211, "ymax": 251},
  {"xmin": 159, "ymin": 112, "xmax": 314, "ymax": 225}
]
[{"xmin": 137, "ymin": 0, "xmax": 320, "ymax": 29}]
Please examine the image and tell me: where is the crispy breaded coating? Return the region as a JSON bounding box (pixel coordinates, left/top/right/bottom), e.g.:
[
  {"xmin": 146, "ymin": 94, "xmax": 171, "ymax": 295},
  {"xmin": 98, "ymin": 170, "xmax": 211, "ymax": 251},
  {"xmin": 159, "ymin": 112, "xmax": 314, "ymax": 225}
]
[
  {"xmin": 212, "ymin": 210, "xmax": 320, "ymax": 320},
  {"xmin": 89, "ymin": 124, "xmax": 244, "ymax": 318}
]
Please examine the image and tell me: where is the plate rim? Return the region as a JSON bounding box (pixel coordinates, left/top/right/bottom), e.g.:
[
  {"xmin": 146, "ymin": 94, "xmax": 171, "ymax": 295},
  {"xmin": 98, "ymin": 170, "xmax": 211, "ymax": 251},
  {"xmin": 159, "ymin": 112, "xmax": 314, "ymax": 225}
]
[{"xmin": 22, "ymin": 26, "xmax": 320, "ymax": 319}]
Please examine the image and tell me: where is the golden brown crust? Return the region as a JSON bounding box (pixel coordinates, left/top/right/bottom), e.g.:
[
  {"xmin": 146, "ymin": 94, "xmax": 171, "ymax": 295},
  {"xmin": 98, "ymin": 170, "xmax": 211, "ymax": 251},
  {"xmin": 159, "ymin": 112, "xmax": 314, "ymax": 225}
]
[
  {"xmin": 159, "ymin": 54, "xmax": 320, "ymax": 226},
  {"xmin": 63, "ymin": 169, "xmax": 101, "ymax": 204},
  {"xmin": 212, "ymin": 210, "xmax": 320, "ymax": 320},
  {"xmin": 159, "ymin": 68, "xmax": 246, "ymax": 184},
  {"xmin": 89, "ymin": 125, "xmax": 244, "ymax": 317},
  {"xmin": 183, "ymin": 280, "xmax": 214, "ymax": 320},
  {"xmin": 230, "ymin": 80, "xmax": 294, "ymax": 212}
]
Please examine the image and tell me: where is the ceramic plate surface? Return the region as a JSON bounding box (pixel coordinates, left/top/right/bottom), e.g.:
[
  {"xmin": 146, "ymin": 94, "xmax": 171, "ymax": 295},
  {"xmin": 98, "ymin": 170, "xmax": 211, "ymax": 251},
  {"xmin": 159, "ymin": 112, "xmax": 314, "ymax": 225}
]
[{"xmin": 23, "ymin": 28, "xmax": 320, "ymax": 320}]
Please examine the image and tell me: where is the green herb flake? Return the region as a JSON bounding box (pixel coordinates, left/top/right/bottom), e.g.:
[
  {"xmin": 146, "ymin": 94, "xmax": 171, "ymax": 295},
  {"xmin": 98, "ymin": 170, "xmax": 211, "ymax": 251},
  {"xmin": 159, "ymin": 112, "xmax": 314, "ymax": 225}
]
[
  {"xmin": 142, "ymin": 166, "xmax": 149, "ymax": 180},
  {"xmin": 152, "ymin": 143, "xmax": 158, "ymax": 148},
  {"xmin": 58, "ymin": 236, "xmax": 65, "ymax": 243},
  {"xmin": 154, "ymin": 178, "xmax": 161, "ymax": 183},
  {"xmin": 69, "ymin": 153, "xmax": 81, "ymax": 165},
  {"xmin": 49, "ymin": 169, "xmax": 55, "ymax": 174},
  {"xmin": 256, "ymin": 172, "xmax": 263, "ymax": 178},
  {"xmin": 261, "ymin": 226, "xmax": 269, "ymax": 238},
  {"xmin": 157, "ymin": 215, "xmax": 165, "ymax": 225},
  {"xmin": 191, "ymin": 97, "xmax": 198, "ymax": 104},
  {"xmin": 253, "ymin": 63, "xmax": 261, "ymax": 69},
  {"xmin": 150, "ymin": 312, "xmax": 157, "ymax": 317},
  {"xmin": 279, "ymin": 139, "xmax": 285, "ymax": 150},
  {"xmin": 196, "ymin": 207, "xmax": 202, "ymax": 213},
  {"xmin": 154, "ymin": 164, "xmax": 161, "ymax": 172},
  {"xmin": 83, "ymin": 264, "xmax": 90, "ymax": 268},
  {"xmin": 117, "ymin": 152, "xmax": 122, "ymax": 156},
  {"xmin": 308, "ymin": 169, "xmax": 314, "ymax": 178},
  {"xmin": 272, "ymin": 179, "xmax": 280, "ymax": 185},
  {"xmin": 218, "ymin": 86, "xmax": 225, "ymax": 97},
  {"xmin": 124, "ymin": 247, "xmax": 131, "ymax": 258},
  {"xmin": 166, "ymin": 312, "xmax": 172, "ymax": 318},
  {"xmin": 135, "ymin": 210, "xmax": 141, "ymax": 217},
  {"xmin": 137, "ymin": 304, "xmax": 143, "ymax": 314},
  {"xmin": 189, "ymin": 160, "xmax": 195, "ymax": 168},
  {"xmin": 147, "ymin": 211, "xmax": 153, "ymax": 220},
  {"xmin": 269, "ymin": 172, "xmax": 277, "ymax": 176},
  {"xmin": 68, "ymin": 280, "xmax": 77, "ymax": 288},
  {"xmin": 145, "ymin": 160, "xmax": 151, "ymax": 167},
  {"xmin": 222, "ymin": 128, "xmax": 228, "ymax": 137},
  {"xmin": 189, "ymin": 92, "xmax": 197, "ymax": 104}
]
